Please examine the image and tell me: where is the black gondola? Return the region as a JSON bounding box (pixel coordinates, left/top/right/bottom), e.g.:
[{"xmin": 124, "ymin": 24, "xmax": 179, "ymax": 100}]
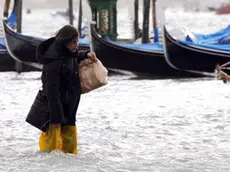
[
  {"xmin": 3, "ymin": 20, "xmax": 90, "ymax": 70},
  {"xmin": 90, "ymin": 25, "xmax": 204, "ymax": 77},
  {"xmin": 163, "ymin": 26, "xmax": 230, "ymax": 74},
  {"xmin": 0, "ymin": 0, "xmax": 17, "ymax": 71},
  {"xmin": 0, "ymin": 49, "xmax": 15, "ymax": 71}
]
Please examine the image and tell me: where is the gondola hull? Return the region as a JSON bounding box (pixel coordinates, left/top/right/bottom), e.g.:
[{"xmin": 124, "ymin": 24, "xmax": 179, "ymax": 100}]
[
  {"xmin": 3, "ymin": 21, "xmax": 89, "ymax": 64},
  {"xmin": 0, "ymin": 50, "xmax": 41, "ymax": 71},
  {"xmin": 0, "ymin": 0, "xmax": 17, "ymax": 71},
  {"xmin": 0, "ymin": 50, "xmax": 15, "ymax": 71},
  {"xmin": 91, "ymin": 26, "xmax": 203, "ymax": 77},
  {"xmin": 163, "ymin": 26, "xmax": 230, "ymax": 73}
]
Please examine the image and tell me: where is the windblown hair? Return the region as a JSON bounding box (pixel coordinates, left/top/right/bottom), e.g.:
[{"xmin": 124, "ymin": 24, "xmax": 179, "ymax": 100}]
[{"xmin": 55, "ymin": 25, "xmax": 79, "ymax": 45}]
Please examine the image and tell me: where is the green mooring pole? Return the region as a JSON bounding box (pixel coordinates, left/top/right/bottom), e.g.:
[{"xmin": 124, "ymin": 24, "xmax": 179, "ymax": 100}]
[{"xmin": 87, "ymin": 0, "xmax": 118, "ymax": 41}]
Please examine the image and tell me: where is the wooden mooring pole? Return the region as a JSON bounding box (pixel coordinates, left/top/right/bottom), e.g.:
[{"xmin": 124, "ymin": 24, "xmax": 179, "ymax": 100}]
[
  {"xmin": 78, "ymin": 0, "xmax": 82, "ymax": 38},
  {"xmin": 69, "ymin": 0, "xmax": 74, "ymax": 25},
  {"xmin": 152, "ymin": 0, "xmax": 158, "ymax": 42},
  {"xmin": 15, "ymin": 0, "xmax": 22, "ymax": 73},
  {"xmin": 134, "ymin": 0, "xmax": 139, "ymax": 40},
  {"xmin": 142, "ymin": 0, "xmax": 150, "ymax": 43},
  {"xmin": 3, "ymin": 0, "xmax": 11, "ymax": 18}
]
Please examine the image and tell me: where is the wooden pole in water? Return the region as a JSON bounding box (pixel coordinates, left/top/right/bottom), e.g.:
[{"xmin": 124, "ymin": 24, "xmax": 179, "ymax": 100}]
[
  {"xmin": 78, "ymin": 0, "xmax": 82, "ymax": 38},
  {"xmin": 69, "ymin": 0, "xmax": 74, "ymax": 25},
  {"xmin": 15, "ymin": 0, "xmax": 22, "ymax": 73},
  {"xmin": 134, "ymin": 0, "xmax": 139, "ymax": 40},
  {"xmin": 142, "ymin": 0, "xmax": 150, "ymax": 43},
  {"xmin": 152, "ymin": 0, "xmax": 158, "ymax": 42},
  {"xmin": 3, "ymin": 0, "xmax": 11, "ymax": 18},
  {"xmin": 16, "ymin": 0, "xmax": 22, "ymax": 33}
]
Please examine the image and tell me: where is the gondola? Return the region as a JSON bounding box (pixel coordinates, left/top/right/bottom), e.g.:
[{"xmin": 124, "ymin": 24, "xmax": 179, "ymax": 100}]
[
  {"xmin": 1, "ymin": 0, "xmax": 90, "ymax": 71},
  {"xmin": 0, "ymin": 48, "xmax": 15, "ymax": 71},
  {"xmin": 90, "ymin": 25, "xmax": 204, "ymax": 77},
  {"xmin": 3, "ymin": 20, "xmax": 90, "ymax": 68},
  {"xmin": 1, "ymin": 0, "xmax": 46, "ymax": 71},
  {"xmin": 163, "ymin": 26, "xmax": 230, "ymax": 74},
  {"xmin": 184, "ymin": 24, "xmax": 230, "ymax": 44},
  {"xmin": 0, "ymin": 0, "xmax": 17, "ymax": 71}
]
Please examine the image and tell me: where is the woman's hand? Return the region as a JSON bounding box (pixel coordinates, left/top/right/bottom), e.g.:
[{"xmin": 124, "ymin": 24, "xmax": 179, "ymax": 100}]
[{"xmin": 87, "ymin": 52, "xmax": 97, "ymax": 62}]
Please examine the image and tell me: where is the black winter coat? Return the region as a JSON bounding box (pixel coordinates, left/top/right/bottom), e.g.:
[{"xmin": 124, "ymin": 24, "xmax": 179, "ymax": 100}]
[{"xmin": 36, "ymin": 37, "xmax": 88, "ymax": 125}]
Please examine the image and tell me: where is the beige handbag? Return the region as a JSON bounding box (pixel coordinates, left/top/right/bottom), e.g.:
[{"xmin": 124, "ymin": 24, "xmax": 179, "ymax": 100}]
[{"xmin": 79, "ymin": 58, "xmax": 108, "ymax": 94}]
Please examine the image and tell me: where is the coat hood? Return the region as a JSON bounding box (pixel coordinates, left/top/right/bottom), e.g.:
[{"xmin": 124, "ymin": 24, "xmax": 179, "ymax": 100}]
[{"xmin": 36, "ymin": 37, "xmax": 79, "ymax": 64}]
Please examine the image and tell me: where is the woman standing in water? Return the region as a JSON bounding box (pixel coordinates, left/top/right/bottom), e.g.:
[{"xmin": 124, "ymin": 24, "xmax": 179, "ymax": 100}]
[{"xmin": 36, "ymin": 25, "xmax": 96, "ymax": 154}]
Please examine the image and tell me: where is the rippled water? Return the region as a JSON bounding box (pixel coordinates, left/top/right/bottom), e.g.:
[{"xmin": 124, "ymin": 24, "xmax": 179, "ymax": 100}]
[
  {"xmin": 1, "ymin": 72, "xmax": 230, "ymax": 172},
  {"xmin": 1, "ymin": 6, "xmax": 230, "ymax": 172}
]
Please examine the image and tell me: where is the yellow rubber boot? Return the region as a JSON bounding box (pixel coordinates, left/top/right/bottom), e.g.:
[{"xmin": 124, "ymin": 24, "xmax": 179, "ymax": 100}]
[
  {"xmin": 61, "ymin": 125, "xmax": 78, "ymax": 154},
  {"xmin": 39, "ymin": 124, "xmax": 62, "ymax": 152}
]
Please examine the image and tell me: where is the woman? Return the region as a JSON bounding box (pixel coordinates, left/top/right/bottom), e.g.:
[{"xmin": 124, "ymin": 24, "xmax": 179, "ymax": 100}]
[{"xmin": 36, "ymin": 25, "xmax": 96, "ymax": 154}]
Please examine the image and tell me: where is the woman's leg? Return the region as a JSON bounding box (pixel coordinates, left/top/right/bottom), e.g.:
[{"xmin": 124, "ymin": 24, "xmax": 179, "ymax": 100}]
[
  {"xmin": 61, "ymin": 125, "xmax": 78, "ymax": 154},
  {"xmin": 39, "ymin": 124, "xmax": 62, "ymax": 152}
]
